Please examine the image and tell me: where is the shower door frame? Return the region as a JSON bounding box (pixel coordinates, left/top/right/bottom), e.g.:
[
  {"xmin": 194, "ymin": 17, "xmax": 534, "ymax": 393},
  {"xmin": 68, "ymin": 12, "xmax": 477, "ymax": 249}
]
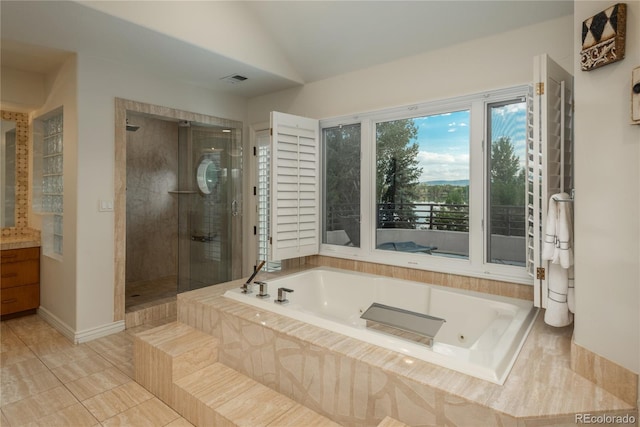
[{"xmin": 114, "ymin": 98, "xmax": 243, "ymax": 322}]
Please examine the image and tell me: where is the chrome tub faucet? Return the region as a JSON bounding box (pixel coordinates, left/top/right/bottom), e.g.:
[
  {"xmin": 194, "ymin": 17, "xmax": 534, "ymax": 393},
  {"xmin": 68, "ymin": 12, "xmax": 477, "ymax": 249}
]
[
  {"xmin": 275, "ymin": 287, "xmax": 294, "ymax": 304},
  {"xmin": 241, "ymin": 260, "xmax": 266, "ymax": 294}
]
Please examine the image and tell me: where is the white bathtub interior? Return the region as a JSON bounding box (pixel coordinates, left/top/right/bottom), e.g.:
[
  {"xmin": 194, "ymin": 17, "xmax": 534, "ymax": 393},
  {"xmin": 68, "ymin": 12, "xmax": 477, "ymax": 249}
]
[{"xmin": 224, "ymin": 267, "xmax": 537, "ymax": 384}]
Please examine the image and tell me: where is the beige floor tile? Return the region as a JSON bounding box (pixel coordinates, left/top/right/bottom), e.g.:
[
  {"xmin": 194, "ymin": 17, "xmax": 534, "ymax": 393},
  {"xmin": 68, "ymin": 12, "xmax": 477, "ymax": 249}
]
[
  {"xmin": 267, "ymin": 403, "xmax": 342, "ymax": 427},
  {"xmin": 0, "ymin": 347, "xmax": 38, "ymax": 369},
  {"xmin": 1, "ymin": 385, "xmax": 78, "ymax": 425},
  {"xmin": 85, "ymin": 331, "xmax": 133, "ymax": 355},
  {"xmin": 50, "ymin": 352, "xmax": 114, "ymax": 383},
  {"xmin": 0, "ymin": 329, "xmax": 27, "ymax": 353},
  {"xmin": 216, "ymin": 383, "xmax": 297, "ymax": 427},
  {"xmin": 1, "ymin": 409, "xmax": 12, "ymax": 427},
  {"xmin": 164, "ymin": 417, "xmax": 195, "ymax": 427},
  {"xmin": 1, "ymin": 356, "xmax": 49, "ymax": 384},
  {"xmin": 65, "ymin": 366, "xmax": 131, "ymax": 401},
  {"xmin": 0, "ymin": 369, "xmax": 62, "ymax": 407},
  {"xmin": 38, "ymin": 343, "xmax": 99, "ymax": 370},
  {"xmin": 8, "ymin": 321, "xmax": 65, "ymax": 347},
  {"xmin": 101, "ymin": 397, "xmax": 180, "ymax": 427},
  {"xmin": 82, "ymin": 380, "xmax": 154, "ymax": 422},
  {"xmin": 33, "ymin": 402, "xmax": 99, "ymax": 427},
  {"xmin": 27, "ymin": 336, "xmax": 77, "ymax": 358}
]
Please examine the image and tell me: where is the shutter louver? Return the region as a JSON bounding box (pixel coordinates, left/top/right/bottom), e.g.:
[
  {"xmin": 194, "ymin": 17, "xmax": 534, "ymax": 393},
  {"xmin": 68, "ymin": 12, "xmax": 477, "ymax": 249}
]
[
  {"xmin": 528, "ymin": 54, "xmax": 574, "ymax": 308},
  {"xmin": 270, "ymin": 112, "xmax": 320, "ymax": 260}
]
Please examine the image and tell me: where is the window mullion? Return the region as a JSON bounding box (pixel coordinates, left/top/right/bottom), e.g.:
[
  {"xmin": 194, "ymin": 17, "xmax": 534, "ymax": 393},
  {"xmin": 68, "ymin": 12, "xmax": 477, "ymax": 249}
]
[{"xmin": 468, "ymin": 100, "xmax": 485, "ymax": 271}]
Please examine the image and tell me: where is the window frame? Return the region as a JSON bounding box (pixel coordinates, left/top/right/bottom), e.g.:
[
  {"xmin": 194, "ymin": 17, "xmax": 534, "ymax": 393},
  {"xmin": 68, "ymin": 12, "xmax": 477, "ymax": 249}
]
[
  {"xmin": 320, "ymin": 86, "xmax": 533, "ymax": 285},
  {"xmin": 484, "ymin": 96, "xmax": 529, "ymax": 267}
]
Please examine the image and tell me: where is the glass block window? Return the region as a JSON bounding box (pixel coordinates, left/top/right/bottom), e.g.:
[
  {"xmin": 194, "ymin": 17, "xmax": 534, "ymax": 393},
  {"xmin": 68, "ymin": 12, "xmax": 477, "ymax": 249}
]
[{"xmin": 35, "ymin": 111, "xmax": 63, "ymax": 256}]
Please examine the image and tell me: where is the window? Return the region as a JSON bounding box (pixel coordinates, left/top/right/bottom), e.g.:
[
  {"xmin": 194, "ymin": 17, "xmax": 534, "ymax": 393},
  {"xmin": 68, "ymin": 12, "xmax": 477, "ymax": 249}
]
[
  {"xmin": 255, "ymin": 129, "xmax": 280, "ymax": 271},
  {"xmin": 33, "ymin": 109, "xmax": 64, "ymax": 258},
  {"xmin": 375, "ymin": 112, "xmax": 470, "ymax": 259},
  {"xmin": 487, "ymin": 99, "xmax": 527, "ymax": 266},
  {"xmin": 322, "ymin": 123, "xmax": 361, "ymax": 247},
  {"xmin": 320, "ymin": 86, "xmax": 531, "ymax": 283}
]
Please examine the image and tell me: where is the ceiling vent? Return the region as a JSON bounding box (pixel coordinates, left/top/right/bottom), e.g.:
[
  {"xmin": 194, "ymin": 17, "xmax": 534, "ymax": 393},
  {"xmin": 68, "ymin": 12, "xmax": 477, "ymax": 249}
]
[{"xmin": 221, "ymin": 74, "xmax": 248, "ymax": 84}]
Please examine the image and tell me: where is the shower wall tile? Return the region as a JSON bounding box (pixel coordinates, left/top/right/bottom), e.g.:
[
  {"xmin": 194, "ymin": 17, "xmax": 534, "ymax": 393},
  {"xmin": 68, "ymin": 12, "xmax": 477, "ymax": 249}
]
[{"xmin": 126, "ymin": 115, "xmax": 179, "ymax": 284}]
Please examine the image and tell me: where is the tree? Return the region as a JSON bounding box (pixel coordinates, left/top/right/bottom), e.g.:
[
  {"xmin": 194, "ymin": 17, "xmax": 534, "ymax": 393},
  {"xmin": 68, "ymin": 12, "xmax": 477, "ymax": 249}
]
[
  {"xmin": 324, "ymin": 124, "xmax": 361, "ymax": 244},
  {"xmin": 490, "ymin": 136, "xmax": 524, "ymax": 206},
  {"xmin": 376, "ymin": 119, "xmax": 422, "ymax": 228},
  {"xmin": 490, "ymin": 136, "xmax": 525, "ymax": 236}
]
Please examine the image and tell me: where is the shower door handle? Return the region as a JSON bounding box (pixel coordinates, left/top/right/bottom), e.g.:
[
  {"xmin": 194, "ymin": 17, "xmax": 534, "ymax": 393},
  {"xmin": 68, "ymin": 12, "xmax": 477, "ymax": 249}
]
[{"xmin": 231, "ymin": 199, "xmax": 239, "ymax": 216}]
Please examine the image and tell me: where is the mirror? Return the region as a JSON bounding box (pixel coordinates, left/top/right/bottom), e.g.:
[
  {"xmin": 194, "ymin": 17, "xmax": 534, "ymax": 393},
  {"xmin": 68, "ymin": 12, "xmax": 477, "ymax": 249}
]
[
  {"xmin": 1, "ymin": 110, "xmax": 30, "ymax": 231},
  {"xmin": 1, "ymin": 119, "xmax": 17, "ymax": 227}
]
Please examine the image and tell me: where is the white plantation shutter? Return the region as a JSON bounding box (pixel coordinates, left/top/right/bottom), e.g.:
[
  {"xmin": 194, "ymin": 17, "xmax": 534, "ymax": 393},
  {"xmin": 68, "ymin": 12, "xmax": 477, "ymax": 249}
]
[
  {"xmin": 270, "ymin": 112, "xmax": 320, "ymax": 260},
  {"xmin": 527, "ymin": 54, "xmax": 574, "ymax": 308},
  {"xmin": 256, "ymin": 129, "xmax": 280, "ymax": 269}
]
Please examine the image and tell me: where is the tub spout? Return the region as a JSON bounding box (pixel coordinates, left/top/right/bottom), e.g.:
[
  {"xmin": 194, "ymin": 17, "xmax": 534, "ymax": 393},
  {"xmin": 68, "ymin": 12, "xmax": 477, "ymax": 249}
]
[{"xmin": 275, "ymin": 287, "xmax": 294, "ymax": 304}]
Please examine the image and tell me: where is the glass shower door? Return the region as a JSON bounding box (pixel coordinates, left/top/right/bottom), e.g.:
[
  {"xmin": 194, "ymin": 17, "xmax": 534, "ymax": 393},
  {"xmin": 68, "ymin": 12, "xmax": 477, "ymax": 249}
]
[{"xmin": 177, "ymin": 123, "xmax": 241, "ymax": 292}]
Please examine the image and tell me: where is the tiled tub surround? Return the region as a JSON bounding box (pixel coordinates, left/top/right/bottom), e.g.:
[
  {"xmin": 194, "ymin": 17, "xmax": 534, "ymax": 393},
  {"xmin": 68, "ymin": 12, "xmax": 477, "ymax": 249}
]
[
  {"xmin": 224, "ymin": 267, "xmax": 537, "ymax": 385},
  {"xmin": 177, "ymin": 276, "xmax": 636, "ymax": 427}
]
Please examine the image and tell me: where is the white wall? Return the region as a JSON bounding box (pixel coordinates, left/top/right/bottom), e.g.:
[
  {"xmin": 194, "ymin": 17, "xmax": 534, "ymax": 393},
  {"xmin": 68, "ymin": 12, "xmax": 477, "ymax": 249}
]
[
  {"xmin": 78, "ymin": 1, "xmax": 302, "ymax": 84},
  {"xmin": 573, "ymin": 1, "xmax": 639, "ymax": 374},
  {"xmin": 74, "ymin": 54, "xmax": 247, "ymax": 333},
  {"xmin": 248, "ymin": 15, "xmax": 573, "ymax": 123},
  {"xmin": 0, "ymin": 67, "xmax": 46, "ymax": 113},
  {"xmin": 31, "ymin": 55, "xmax": 79, "ymax": 331}
]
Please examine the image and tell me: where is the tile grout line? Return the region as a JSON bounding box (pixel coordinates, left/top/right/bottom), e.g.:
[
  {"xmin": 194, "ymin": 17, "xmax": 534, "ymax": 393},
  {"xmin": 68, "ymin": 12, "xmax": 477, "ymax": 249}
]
[{"xmin": 3, "ymin": 319, "xmax": 138, "ymax": 426}]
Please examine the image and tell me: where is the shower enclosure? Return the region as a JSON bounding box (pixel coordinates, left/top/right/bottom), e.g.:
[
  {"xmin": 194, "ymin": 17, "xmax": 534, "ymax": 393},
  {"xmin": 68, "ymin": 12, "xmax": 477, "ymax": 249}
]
[
  {"xmin": 125, "ymin": 113, "xmax": 242, "ymax": 310},
  {"xmin": 176, "ymin": 122, "xmax": 242, "ymax": 292}
]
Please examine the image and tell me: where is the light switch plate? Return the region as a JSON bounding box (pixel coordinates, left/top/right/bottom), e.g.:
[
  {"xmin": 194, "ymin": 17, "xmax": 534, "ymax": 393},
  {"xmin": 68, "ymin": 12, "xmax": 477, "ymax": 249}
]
[
  {"xmin": 632, "ymin": 66, "xmax": 640, "ymax": 124},
  {"xmin": 99, "ymin": 200, "xmax": 114, "ymax": 212}
]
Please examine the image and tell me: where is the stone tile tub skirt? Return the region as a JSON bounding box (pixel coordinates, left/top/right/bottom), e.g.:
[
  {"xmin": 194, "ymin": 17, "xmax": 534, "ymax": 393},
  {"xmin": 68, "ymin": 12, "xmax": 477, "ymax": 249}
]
[
  {"xmin": 177, "ymin": 276, "xmax": 635, "ymax": 427},
  {"xmin": 225, "ymin": 267, "xmax": 537, "ymax": 385}
]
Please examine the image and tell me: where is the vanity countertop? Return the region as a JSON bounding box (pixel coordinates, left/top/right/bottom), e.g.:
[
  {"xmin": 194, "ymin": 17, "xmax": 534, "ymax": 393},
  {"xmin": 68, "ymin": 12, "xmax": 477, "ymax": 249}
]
[{"xmin": 1, "ymin": 237, "xmax": 41, "ymax": 251}]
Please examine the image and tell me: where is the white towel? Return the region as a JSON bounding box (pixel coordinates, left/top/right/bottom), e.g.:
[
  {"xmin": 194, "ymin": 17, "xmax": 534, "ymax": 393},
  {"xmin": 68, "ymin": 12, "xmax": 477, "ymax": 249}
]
[
  {"xmin": 542, "ymin": 193, "xmax": 574, "ymax": 327},
  {"xmin": 542, "ymin": 192, "xmax": 574, "ymax": 266},
  {"xmin": 544, "ymin": 263, "xmax": 574, "ymax": 327},
  {"xmin": 541, "ymin": 196, "xmax": 558, "ymax": 262},
  {"xmin": 556, "ymin": 194, "xmax": 574, "ymax": 269}
]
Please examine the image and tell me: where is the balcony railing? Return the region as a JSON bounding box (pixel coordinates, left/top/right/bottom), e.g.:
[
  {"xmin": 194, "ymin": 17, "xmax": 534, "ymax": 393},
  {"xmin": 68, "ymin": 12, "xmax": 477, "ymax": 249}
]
[{"xmin": 326, "ymin": 203, "xmax": 525, "ymax": 237}]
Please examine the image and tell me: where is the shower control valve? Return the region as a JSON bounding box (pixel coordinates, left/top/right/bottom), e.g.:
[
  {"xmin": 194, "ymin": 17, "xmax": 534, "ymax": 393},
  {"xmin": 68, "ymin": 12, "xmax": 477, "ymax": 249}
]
[{"xmin": 255, "ymin": 281, "xmax": 270, "ymax": 299}]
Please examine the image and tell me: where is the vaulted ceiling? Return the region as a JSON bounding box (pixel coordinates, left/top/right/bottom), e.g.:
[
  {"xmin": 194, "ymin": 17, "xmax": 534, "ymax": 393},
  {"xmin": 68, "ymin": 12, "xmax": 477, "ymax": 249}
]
[{"xmin": 1, "ymin": 1, "xmax": 573, "ymax": 98}]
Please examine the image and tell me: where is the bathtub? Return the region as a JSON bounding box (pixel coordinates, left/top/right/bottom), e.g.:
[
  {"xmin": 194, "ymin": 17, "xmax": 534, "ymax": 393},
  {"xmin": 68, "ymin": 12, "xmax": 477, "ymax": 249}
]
[{"xmin": 223, "ymin": 267, "xmax": 537, "ymax": 384}]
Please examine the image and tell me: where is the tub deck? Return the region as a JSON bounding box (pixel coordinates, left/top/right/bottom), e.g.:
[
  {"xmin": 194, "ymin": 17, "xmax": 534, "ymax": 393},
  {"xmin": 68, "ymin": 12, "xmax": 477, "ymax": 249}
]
[{"xmin": 177, "ymin": 269, "xmax": 636, "ymax": 426}]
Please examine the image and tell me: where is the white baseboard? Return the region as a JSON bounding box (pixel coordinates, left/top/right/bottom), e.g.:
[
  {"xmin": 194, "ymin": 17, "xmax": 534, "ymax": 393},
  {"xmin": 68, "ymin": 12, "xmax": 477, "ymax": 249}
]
[
  {"xmin": 37, "ymin": 306, "xmax": 76, "ymax": 342},
  {"xmin": 37, "ymin": 306, "xmax": 125, "ymax": 344}
]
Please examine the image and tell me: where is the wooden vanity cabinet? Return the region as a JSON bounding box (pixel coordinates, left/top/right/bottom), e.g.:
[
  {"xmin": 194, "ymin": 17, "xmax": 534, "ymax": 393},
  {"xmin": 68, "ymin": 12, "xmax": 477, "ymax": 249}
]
[{"xmin": 1, "ymin": 247, "xmax": 40, "ymax": 316}]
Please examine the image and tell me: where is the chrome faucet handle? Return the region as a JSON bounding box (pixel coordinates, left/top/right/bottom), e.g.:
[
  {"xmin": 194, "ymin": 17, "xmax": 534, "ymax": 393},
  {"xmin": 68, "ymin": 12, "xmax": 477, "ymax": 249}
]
[
  {"xmin": 275, "ymin": 287, "xmax": 294, "ymax": 304},
  {"xmin": 241, "ymin": 281, "xmax": 253, "ymax": 294},
  {"xmin": 255, "ymin": 281, "xmax": 269, "ymax": 299}
]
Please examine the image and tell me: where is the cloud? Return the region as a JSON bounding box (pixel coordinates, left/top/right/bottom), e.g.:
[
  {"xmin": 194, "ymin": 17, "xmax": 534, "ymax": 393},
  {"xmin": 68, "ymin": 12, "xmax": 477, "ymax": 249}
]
[{"xmin": 417, "ymin": 151, "xmax": 470, "ymax": 182}]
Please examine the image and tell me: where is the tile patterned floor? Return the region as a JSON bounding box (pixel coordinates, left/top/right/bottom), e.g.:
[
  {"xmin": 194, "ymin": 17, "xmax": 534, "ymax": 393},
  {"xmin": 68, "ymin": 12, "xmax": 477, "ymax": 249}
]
[{"xmin": 1, "ymin": 313, "xmax": 191, "ymax": 426}]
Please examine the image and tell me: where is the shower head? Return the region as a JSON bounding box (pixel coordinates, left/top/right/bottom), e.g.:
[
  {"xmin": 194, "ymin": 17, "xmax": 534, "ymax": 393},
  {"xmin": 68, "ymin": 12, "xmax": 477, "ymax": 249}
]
[{"xmin": 126, "ymin": 119, "xmax": 140, "ymax": 132}]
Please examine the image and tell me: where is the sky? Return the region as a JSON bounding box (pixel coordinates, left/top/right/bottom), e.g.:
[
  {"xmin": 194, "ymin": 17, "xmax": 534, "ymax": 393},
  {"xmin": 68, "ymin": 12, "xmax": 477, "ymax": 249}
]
[{"xmin": 412, "ymin": 102, "xmax": 527, "ymax": 183}]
